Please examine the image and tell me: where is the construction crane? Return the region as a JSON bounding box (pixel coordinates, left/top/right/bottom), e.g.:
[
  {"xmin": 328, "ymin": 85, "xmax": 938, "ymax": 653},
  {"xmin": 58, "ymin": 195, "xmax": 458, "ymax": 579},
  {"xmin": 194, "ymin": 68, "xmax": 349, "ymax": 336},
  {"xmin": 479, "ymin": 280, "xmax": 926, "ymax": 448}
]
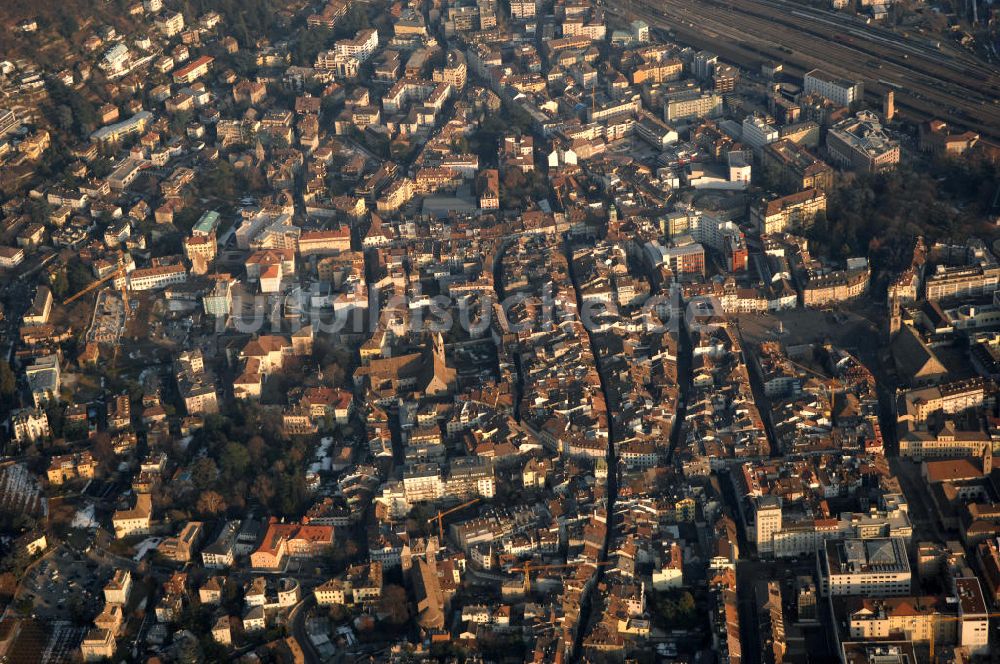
[
  {"xmin": 63, "ymin": 263, "xmax": 131, "ymax": 317},
  {"xmin": 770, "ymin": 351, "xmax": 847, "ymax": 413},
  {"xmin": 426, "ymin": 497, "xmax": 480, "ymax": 542},
  {"xmin": 509, "ymin": 560, "xmax": 612, "ymax": 593},
  {"xmin": 928, "ymin": 610, "xmax": 1000, "ymax": 661}
]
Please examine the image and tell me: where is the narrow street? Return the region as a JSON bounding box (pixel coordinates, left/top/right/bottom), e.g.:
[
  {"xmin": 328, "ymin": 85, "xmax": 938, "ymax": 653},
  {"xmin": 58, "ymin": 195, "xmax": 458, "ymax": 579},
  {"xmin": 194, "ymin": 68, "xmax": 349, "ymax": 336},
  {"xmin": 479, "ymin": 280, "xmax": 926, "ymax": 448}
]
[
  {"xmin": 666, "ymin": 289, "xmax": 693, "ymax": 464},
  {"xmin": 563, "ymin": 237, "xmax": 618, "ymax": 663},
  {"xmin": 734, "ymin": 320, "xmax": 780, "ymax": 458},
  {"xmin": 719, "ymin": 470, "xmax": 762, "ymax": 664},
  {"xmin": 492, "ymin": 237, "xmax": 523, "ymax": 423}
]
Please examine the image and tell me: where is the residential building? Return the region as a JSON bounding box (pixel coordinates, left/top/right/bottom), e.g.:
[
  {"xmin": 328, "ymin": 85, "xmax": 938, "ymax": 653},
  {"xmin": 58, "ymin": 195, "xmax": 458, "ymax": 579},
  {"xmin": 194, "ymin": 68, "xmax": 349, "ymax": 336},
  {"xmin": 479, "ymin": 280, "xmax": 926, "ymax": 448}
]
[
  {"xmin": 172, "ymin": 55, "xmax": 214, "ymax": 84},
  {"xmin": 801, "ymin": 267, "xmax": 869, "ymax": 307},
  {"xmin": 920, "ymin": 120, "xmax": 980, "ymax": 156},
  {"xmin": 664, "ymin": 90, "xmax": 723, "ymax": 122},
  {"xmin": 26, "ymin": 354, "xmax": 61, "ymax": 407},
  {"xmin": 925, "ymin": 264, "xmax": 1000, "ymax": 301},
  {"xmin": 91, "ymin": 111, "xmax": 154, "ymax": 144},
  {"xmin": 202, "ymin": 521, "xmax": 240, "ymax": 568},
  {"xmin": 104, "ymin": 570, "xmax": 133, "ymax": 605},
  {"xmin": 155, "ymin": 10, "xmax": 185, "ymax": 37},
  {"xmin": 751, "ymin": 189, "xmax": 827, "ymax": 234},
  {"xmin": 158, "ymin": 521, "xmax": 204, "ymax": 562},
  {"xmin": 81, "ymin": 629, "xmax": 116, "ymax": 661},
  {"xmin": 0, "ymin": 246, "xmax": 25, "ymax": 269},
  {"xmin": 12, "ymin": 408, "xmax": 49, "ymax": 444},
  {"xmin": 955, "ymin": 577, "xmax": 990, "ymax": 657},
  {"xmin": 742, "ymin": 113, "xmax": 779, "ymax": 150},
  {"xmin": 0, "ymin": 108, "xmax": 19, "ymax": 138},
  {"xmin": 763, "ymin": 140, "xmax": 834, "ymax": 192},
  {"xmin": 335, "ymin": 28, "xmax": 379, "ymax": 61},
  {"xmin": 47, "ymin": 452, "xmax": 97, "ymax": 485},
  {"xmin": 113, "ymin": 494, "xmax": 153, "ymax": 539}
]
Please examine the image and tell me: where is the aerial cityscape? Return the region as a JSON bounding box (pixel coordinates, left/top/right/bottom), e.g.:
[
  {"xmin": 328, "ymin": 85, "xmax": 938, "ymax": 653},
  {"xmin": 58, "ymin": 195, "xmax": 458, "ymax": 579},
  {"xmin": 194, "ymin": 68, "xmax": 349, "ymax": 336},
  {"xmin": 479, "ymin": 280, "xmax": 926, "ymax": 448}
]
[{"xmin": 0, "ymin": 0, "xmax": 998, "ymax": 662}]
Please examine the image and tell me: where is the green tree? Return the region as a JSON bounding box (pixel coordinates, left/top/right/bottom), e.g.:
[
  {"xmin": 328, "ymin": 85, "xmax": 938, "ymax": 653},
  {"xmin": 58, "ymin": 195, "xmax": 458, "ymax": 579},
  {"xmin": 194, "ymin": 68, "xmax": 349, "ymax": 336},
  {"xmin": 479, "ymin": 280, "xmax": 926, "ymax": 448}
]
[
  {"xmin": 27, "ymin": 199, "xmax": 50, "ymax": 225},
  {"xmin": 47, "ymin": 80, "xmax": 97, "ymax": 138},
  {"xmin": 293, "ymin": 27, "xmax": 333, "ymax": 66},
  {"xmin": 66, "ymin": 258, "xmax": 95, "ymax": 295},
  {"xmin": 89, "ymin": 158, "xmax": 114, "ymax": 179},
  {"xmin": 219, "ymin": 442, "xmax": 250, "ymax": 478},
  {"xmin": 659, "ymin": 599, "xmax": 677, "ymax": 624},
  {"xmin": 50, "ymin": 269, "xmax": 69, "ymax": 299},
  {"xmin": 191, "ymin": 458, "xmax": 218, "ymax": 490},
  {"xmin": 55, "ymin": 105, "xmax": 74, "ymax": 132},
  {"xmin": 199, "ymin": 162, "xmax": 237, "ymax": 199},
  {"xmin": 251, "ymin": 475, "xmax": 275, "ymax": 505},
  {"xmin": 169, "ymin": 110, "xmax": 193, "ymax": 138},
  {"xmin": 678, "ymin": 591, "xmax": 696, "ymax": 617},
  {"xmin": 58, "ymin": 14, "xmax": 80, "ymax": 39},
  {"xmin": 378, "ymin": 584, "xmax": 410, "ymax": 625},
  {"xmin": 335, "ymin": 4, "xmax": 370, "ymax": 37}
]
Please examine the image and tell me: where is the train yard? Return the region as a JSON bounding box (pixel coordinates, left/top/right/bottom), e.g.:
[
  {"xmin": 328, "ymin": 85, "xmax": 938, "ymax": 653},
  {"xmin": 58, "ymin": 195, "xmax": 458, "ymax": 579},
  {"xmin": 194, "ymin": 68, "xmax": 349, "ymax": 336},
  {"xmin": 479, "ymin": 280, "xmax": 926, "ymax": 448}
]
[{"xmin": 611, "ymin": 0, "xmax": 1000, "ymax": 141}]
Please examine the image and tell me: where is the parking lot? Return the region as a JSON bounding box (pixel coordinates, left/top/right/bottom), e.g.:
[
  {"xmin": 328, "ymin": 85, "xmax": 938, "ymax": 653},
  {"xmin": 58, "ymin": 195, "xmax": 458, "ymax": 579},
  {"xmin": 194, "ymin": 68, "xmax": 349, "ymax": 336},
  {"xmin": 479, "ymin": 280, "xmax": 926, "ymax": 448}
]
[{"xmin": 17, "ymin": 545, "xmax": 104, "ymax": 621}]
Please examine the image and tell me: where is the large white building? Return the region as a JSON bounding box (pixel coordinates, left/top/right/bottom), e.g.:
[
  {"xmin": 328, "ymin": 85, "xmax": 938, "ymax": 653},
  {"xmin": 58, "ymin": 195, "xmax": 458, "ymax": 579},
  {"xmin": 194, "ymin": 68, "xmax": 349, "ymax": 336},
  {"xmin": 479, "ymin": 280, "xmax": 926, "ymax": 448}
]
[
  {"xmin": 154, "ymin": 10, "xmax": 185, "ymax": 37},
  {"xmin": 26, "ymin": 354, "xmax": 61, "ymax": 407},
  {"xmin": 753, "ymin": 495, "xmax": 783, "ymax": 556},
  {"xmin": 742, "ymin": 113, "xmax": 779, "ymax": 150},
  {"xmin": 819, "ymin": 538, "xmax": 911, "ymax": 597},
  {"xmin": 664, "ymin": 90, "xmax": 723, "ymax": 122},
  {"xmin": 0, "ymin": 108, "xmax": 19, "ymax": 138},
  {"xmin": 335, "ymin": 28, "xmax": 379, "ymax": 62},
  {"xmin": 202, "ymin": 521, "xmax": 240, "ymax": 568},
  {"xmin": 400, "ymin": 458, "xmax": 496, "ymax": 505},
  {"xmin": 803, "ymin": 69, "xmax": 862, "ymax": 107},
  {"xmin": 100, "ymin": 44, "xmax": 132, "ymax": 77},
  {"xmin": 90, "ymin": 111, "xmax": 153, "ymax": 144},
  {"xmin": 118, "ymin": 264, "xmax": 187, "ymax": 291},
  {"xmin": 11, "ymin": 408, "xmax": 49, "ymax": 444},
  {"xmin": 113, "ymin": 494, "xmax": 153, "ymax": 539},
  {"xmin": 955, "ymin": 577, "xmax": 990, "ymax": 657}
]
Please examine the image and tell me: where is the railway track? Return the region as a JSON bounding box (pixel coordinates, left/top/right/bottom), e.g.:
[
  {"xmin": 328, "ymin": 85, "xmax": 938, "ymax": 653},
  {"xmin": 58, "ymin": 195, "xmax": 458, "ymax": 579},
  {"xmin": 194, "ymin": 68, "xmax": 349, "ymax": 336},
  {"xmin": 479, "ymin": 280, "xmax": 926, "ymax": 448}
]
[
  {"xmin": 613, "ymin": 0, "xmax": 1000, "ymax": 141},
  {"xmin": 709, "ymin": 0, "xmax": 1000, "ymax": 99}
]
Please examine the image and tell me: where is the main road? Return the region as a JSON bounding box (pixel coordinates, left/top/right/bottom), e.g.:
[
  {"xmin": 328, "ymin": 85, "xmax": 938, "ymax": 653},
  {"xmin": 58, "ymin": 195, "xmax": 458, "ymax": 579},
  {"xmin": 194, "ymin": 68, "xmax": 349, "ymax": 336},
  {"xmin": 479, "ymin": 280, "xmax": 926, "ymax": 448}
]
[{"xmin": 610, "ymin": 0, "xmax": 1000, "ymax": 141}]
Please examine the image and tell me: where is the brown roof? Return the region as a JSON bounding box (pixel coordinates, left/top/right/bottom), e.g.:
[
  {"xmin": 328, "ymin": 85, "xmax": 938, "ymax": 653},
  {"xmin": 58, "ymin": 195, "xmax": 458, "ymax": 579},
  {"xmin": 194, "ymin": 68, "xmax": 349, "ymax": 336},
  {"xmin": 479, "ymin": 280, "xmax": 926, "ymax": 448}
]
[{"xmin": 924, "ymin": 457, "xmax": 984, "ymax": 483}]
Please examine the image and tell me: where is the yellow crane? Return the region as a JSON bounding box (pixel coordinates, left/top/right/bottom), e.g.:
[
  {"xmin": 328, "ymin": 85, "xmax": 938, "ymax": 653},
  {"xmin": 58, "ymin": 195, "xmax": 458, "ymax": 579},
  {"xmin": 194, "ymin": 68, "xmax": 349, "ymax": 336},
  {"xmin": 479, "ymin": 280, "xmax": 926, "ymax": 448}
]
[
  {"xmin": 426, "ymin": 497, "xmax": 480, "ymax": 542},
  {"xmin": 508, "ymin": 560, "xmax": 612, "ymax": 594},
  {"xmin": 63, "ymin": 263, "xmax": 131, "ymax": 317},
  {"xmin": 928, "ymin": 610, "xmax": 1000, "ymax": 661}
]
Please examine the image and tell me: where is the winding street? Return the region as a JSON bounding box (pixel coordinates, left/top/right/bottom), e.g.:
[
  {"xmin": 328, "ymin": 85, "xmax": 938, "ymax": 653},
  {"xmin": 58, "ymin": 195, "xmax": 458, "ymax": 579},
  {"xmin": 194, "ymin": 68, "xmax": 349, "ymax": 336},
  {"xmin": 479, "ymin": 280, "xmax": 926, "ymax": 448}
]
[{"xmin": 289, "ymin": 593, "xmax": 322, "ymax": 664}]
